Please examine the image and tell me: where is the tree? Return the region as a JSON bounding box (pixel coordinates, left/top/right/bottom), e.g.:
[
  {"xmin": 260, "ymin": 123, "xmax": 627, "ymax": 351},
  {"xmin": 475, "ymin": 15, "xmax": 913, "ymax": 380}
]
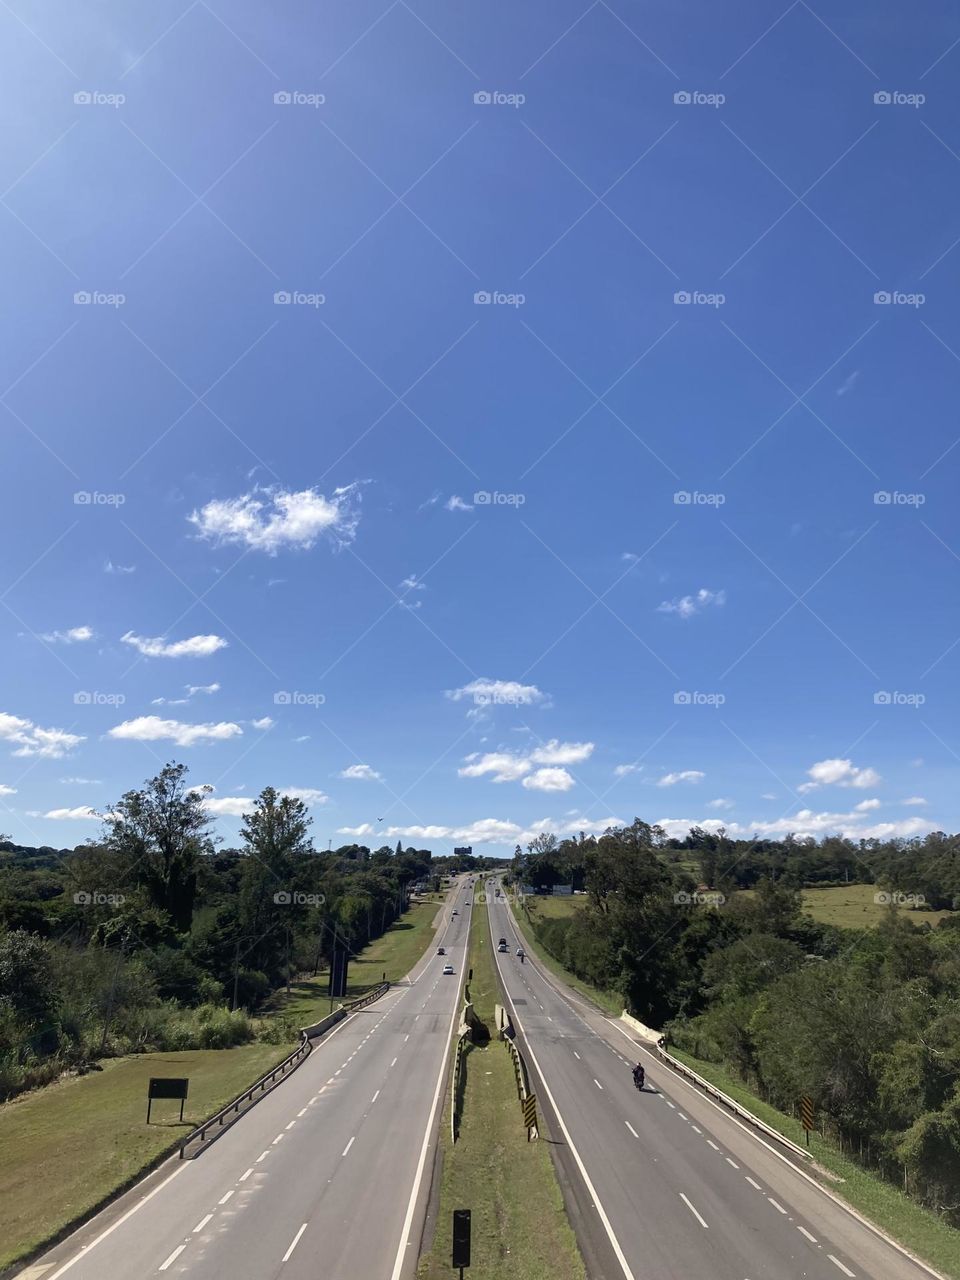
[{"xmin": 104, "ymin": 764, "xmax": 213, "ymax": 931}]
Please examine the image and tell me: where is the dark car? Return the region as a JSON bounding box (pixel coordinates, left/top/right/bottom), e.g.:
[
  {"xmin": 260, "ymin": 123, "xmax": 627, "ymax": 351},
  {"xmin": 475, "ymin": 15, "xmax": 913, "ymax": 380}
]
[{"xmin": 437, "ymin": 946, "xmax": 445, "ymax": 955}]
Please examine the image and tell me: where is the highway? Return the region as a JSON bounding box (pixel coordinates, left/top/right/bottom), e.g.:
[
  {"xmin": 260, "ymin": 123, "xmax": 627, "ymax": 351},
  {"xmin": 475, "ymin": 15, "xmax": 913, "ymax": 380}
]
[
  {"xmin": 486, "ymin": 884, "xmax": 941, "ymax": 1280},
  {"xmin": 28, "ymin": 886, "xmax": 468, "ymax": 1280}
]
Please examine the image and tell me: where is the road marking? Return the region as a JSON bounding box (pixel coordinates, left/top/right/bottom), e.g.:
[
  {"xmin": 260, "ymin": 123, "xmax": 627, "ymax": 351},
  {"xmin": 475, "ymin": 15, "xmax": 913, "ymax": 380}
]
[
  {"xmin": 625, "ymin": 1120, "xmax": 639, "ymax": 1138},
  {"xmin": 725, "ymin": 1157, "xmax": 739, "ymax": 1169},
  {"xmin": 390, "ymin": 1056, "xmax": 398, "ymax": 1067},
  {"xmin": 679, "ymin": 1193, "xmax": 709, "ymax": 1229},
  {"xmin": 677, "ymin": 1112, "xmax": 688, "ymax": 1121},
  {"xmin": 829, "ymin": 1256, "xmax": 855, "ymax": 1277},
  {"xmin": 342, "ymin": 1136, "xmax": 356, "ymax": 1157},
  {"xmin": 691, "ymin": 1124, "xmax": 702, "ymax": 1134},
  {"xmin": 218, "ymin": 1190, "xmax": 235, "ymax": 1205},
  {"xmin": 745, "ymin": 1176, "xmax": 761, "ymax": 1190},
  {"xmin": 404, "ymin": 1034, "xmax": 410, "ymax": 1042},
  {"xmin": 706, "ymin": 1139, "xmax": 720, "ymax": 1150},
  {"xmin": 159, "ymin": 1244, "xmax": 186, "ymax": 1271},
  {"xmin": 768, "ymin": 1198, "xmax": 787, "ymax": 1214},
  {"xmin": 573, "ymin": 1050, "xmax": 581, "ymax": 1060},
  {"xmin": 593, "ymin": 1078, "xmax": 604, "ymax": 1090},
  {"xmin": 282, "ymin": 1224, "xmax": 308, "ymax": 1263},
  {"xmin": 193, "ymin": 1214, "xmax": 213, "ymax": 1233},
  {"xmin": 285, "ymin": 1120, "xmax": 296, "ymax": 1130},
  {"xmin": 297, "ymin": 1107, "xmax": 307, "ymax": 1117},
  {"xmin": 664, "ymin": 1099, "xmax": 675, "ymax": 1108},
  {"xmin": 239, "ymin": 1167, "xmax": 255, "ymax": 1182},
  {"xmin": 798, "ymin": 1227, "xmax": 819, "ymax": 1243},
  {"xmin": 372, "ymin": 1089, "xmax": 380, "ymax": 1103},
  {"xmin": 256, "ymin": 1151, "xmax": 270, "ymax": 1162},
  {"xmin": 272, "ymin": 1134, "xmax": 284, "ymax": 1145}
]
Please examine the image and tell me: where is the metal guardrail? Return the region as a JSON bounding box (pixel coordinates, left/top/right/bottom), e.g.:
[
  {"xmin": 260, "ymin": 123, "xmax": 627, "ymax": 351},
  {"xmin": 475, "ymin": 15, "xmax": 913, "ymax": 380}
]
[
  {"xmin": 655, "ymin": 1036, "xmax": 813, "ymax": 1163},
  {"xmin": 451, "ymin": 1028, "xmax": 469, "ymax": 1143}
]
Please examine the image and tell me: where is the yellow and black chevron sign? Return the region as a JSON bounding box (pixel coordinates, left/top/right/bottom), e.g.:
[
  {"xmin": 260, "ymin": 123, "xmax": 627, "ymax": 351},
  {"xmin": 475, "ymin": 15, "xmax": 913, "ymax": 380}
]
[
  {"xmin": 522, "ymin": 1093, "xmax": 538, "ymax": 1130},
  {"xmin": 800, "ymin": 1095, "xmax": 815, "ymax": 1131}
]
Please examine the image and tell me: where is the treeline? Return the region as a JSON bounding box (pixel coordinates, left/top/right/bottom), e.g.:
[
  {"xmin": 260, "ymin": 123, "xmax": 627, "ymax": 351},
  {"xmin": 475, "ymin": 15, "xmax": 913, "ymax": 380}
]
[
  {"xmin": 0, "ymin": 763, "xmax": 482, "ymax": 1101},
  {"xmin": 510, "ymin": 821, "xmax": 960, "ymax": 1224}
]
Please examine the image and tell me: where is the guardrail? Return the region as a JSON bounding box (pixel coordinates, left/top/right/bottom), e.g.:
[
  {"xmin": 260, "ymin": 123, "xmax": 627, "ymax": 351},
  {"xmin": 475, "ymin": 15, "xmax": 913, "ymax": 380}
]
[{"xmin": 655, "ymin": 1036, "xmax": 813, "ymax": 1163}]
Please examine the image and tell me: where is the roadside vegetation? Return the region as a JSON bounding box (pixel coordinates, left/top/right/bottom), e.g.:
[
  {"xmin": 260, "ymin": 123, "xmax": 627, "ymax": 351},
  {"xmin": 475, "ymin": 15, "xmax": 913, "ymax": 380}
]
[
  {"xmin": 419, "ymin": 896, "xmax": 585, "ymax": 1280},
  {"xmin": 508, "ymin": 823, "xmax": 960, "ymax": 1235}
]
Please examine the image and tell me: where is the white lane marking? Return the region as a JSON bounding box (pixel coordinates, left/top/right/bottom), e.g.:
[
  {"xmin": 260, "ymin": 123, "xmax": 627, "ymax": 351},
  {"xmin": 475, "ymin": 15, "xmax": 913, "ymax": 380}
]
[
  {"xmin": 239, "ymin": 1167, "xmax": 255, "ymax": 1182},
  {"xmin": 573, "ymin": 1050, "xmax": 581, "ymax": 1060},
  {"xmin": 745, "ymin": 1176, "xmax": 761, "ymax": 1190},
  {"xmin": 679, "ymin": 1193, "xmax": 709, "ymax": 1228},
  {"xmin": 159, "ymin": 1244, "xmax": 186, "ymax": 1271},
  {"xmin": 297, "ymin": 1107, "xmax": 308, "ymax": 1117},
  {"xmin": 256, "ymin": 1151, "xmax": 270, "ymax": 1162},
  {"xmin": 768, "ymin": 1198, "xmax": 787, "ymax": 1214},
  {"xmin": 282, "ymin": 1224, "xmax": 308, "ymax": 1263},
  {"xmin": 593, "ymin": 1078, "xmax": 604, "ymax": 1090},
  {"xmin": 625, "ymin": 1120, "xmax": 639, "ymax": 1138},
  {"xmin": 829, "ymin": 1256, "xmax": 855, "ymax": 1277},
  {"xmin": 46, "ymin": 1164, "xmax": 188, "ymax": 1280},
  {"xmin": 218, "ymin": 1190, "xmax": 235, "ymax": 1206},
  {"xmin": 664, "ymin": 1099, "xmax": 675, "ymax": 1108},
  {"xmin": 372, "ymin": 1089, "xmax": 380, "ymax": 1103},
  {"xmin": 404, "ymin": 1034, "xmax": 410, "ymax": 1042},
  {"xmin": 342, "ymin": 1136, "xmax": 356, "ymax": 1157},
  {"xmin": 691, "ymin": 1124, "xmax": 702, "ymax": 1134},
  {"xmin": 390, "ymin": 1056, "xmax": 398, "ymax": 1067},
  {"xmin": 193, "ymin": 1214, "xmax": 213, "ymax": 1233},
  {"xmin": 706, "ymin": 1139, "xmax": 720, "ymax": 1151},
  {"xmin": 677, "ymin": 1112, "xmax": 689, "ymax": 1121},
  {"xmin": 726, "ymin": 1157, "xmax": 739, "ymax": 1169},
  {"xmin": 285, "ymin": 1120, "xmax": 297, "ymax": 1130},
  {"xmin": 798, "ymin": 1226, "xmax": 819, "ymax": 1243},
  {"xmin": 272, "ymin": 1134, "xmax": 284, "ymax": 1145}
]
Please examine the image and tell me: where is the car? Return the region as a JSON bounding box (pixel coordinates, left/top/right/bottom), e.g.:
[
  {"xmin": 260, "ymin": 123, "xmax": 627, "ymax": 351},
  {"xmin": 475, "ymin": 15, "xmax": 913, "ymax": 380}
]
[
  {"xmin": 497, "ymin": 942, "xmax": 508, "ymax": 953},
  {"xmin": 452, "ymin": 909, "xmax": 459, "ymax": 916},
  {"xmin": 499, "ymin": 937, "xmax": 507, "ymax": 946},
  {"xmin": 437, "ymin": 946, "xmax": 445, "ymax": 955},
  {"xmin": 516, "ymin": 947, "xmax": 524, "ymax": 957},
  {"xmin": 442, "ymin": 963, "xmax": 455, "ymax": 975}
]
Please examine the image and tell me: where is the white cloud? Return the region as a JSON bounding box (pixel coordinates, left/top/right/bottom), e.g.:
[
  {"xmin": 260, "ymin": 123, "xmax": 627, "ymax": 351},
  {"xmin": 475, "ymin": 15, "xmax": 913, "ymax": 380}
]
[
  {"xmin": 121, "ymin": 631, "xmax": 227, "ymax": 659},
  {"xmin": 400, "ymin": 575, "xmax": 426, "ymax": 593},
  {"xmin": 707, "ymin": 797, "xmax": 734, "ymax": 810},
  {"xmin": 446, "ymin": 678, "xmax": 549, "ymax": 710},
  {"xmin": 0, "ymin": 784, "xmax": 16, "ymax": 796},
  {"xmin": 655, "ymin": 810, "xmax": 934, "ymax": 842},
  {"xmin": 251, "ymin": 716, "xmax": 274, "ymax": 731},
  {"xmin": 107, "ymin": 716, "xmax": 242, "ymax": 747},
  {"xmin": 854, "ymin": 798, "xmax": 881, "ymax": 812},
  {"xmin": 340, "ymin": 764, "xmax": 382, "ymax": 781},
  {"xmin": 33, "ymin": 805, "xmax": 99, "ymax": 821},
  {"xmin": 657, "ymin": 588, "xmax": 725, "ymax": 618},
  {"xmin": 522, "ymin": 767, "xmax": 574, "ymax": 792},
  {"xmin": 188, "ymin": 683, "xmax": 220, "ymax": 696},
  {"xmin": 0, "ymin": 713, "xmax": 85, "ymax": 759},
  {"xmin": 902, "ymin": 796, "xmax": 927, "ymax": 806},
  {"xmin": 799, "ymin": 758, "xmax": 881, "ymax": 793},
  {"xmin": 614, "ymin": 763, "xmax": 641, "ymax": 777},
  {"xmin": 530, "ymin": 740, "xmax": 594, "ymax": 766},
  {"xmin": 104, "ymin": 561, "xmax": 135, "ymax": 575},
  {"xmin": 445, "ymin": 495, "xmax": 473, "ymax": 513},
  {"xmin": 294, "ymin": 734, "xmax": 310, "ymax": 743},
  {"xmin": 200, "ymin": 784, "xmax": 328, "ymax": 817},
  {"xmin": 281, "ymin": 787, "xmax": 328, "ymax": 806},
  {"xmin": 657, "ymin": 770, "xmax": 705, "ymax": 787},
  {"xmin": 41, "ymin": 625, "xmax": 94, "ymax": 644},
  {"xmin": 761, "ymin": 793, "xmax": 778, "ymax": 801},
  {"xmin": 460, "ymin": 752, "xmax": 532, "ymax": 783},
  {"xmin": 189, "ymin": 484, "xmax": 361, "ymax": 553},
  {"xmin": 336, "ymin": 812, "xmax": 625, "ymax": 847}
]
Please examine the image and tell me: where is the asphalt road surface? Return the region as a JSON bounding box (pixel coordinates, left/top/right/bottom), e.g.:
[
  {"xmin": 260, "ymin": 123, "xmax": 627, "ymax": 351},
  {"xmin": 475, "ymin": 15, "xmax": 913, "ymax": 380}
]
[
  {"xmin": 27, "ymin": 885, "xmax": 470, "ymax": 1280},
  {"xmin": 486, "ymin": 884, "xmax": 942, "ymax": 1280}
]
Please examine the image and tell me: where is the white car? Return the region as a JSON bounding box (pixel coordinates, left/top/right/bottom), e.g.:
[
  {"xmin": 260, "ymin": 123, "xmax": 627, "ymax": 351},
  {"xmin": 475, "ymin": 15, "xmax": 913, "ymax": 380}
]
[{"xmin": 442, "ymin": 963, "xmax": 455, "ymax": 975}]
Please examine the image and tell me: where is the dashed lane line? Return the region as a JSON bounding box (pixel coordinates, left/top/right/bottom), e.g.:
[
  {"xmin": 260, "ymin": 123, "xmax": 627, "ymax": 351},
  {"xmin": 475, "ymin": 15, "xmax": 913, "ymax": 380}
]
[
  {"xmin": 193, "ymin": 1214, "xmax": 213, "ymax": 1233},
  {"xmin": 282, "ymin": 1224, "xmax": 308, "ymax": 1263},
  {"xmin": 679, "ymin": 1193, "xmax": 709, "ymax": 1229},
  {"xmin": 829, "ymin": 1256, "xmax": 855, "ymax": 1277}
]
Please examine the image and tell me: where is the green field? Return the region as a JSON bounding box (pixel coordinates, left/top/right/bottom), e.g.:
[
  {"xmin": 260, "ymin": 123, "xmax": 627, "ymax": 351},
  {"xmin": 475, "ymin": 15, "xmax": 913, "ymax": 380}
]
[
  {"xmin": 419, "ymin": 898, "xmax": 585, "ymax": 1280},
  {"xmin": 0, "ymin": 1043, "xmax": 294, "ymax": 1270}
]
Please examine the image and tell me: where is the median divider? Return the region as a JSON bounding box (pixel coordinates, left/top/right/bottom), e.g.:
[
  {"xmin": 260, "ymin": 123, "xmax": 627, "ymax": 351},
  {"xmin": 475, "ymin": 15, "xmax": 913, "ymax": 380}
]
[{"xmin": 179, "ymin": 982, "xmax": 391, "ymax": 1158}]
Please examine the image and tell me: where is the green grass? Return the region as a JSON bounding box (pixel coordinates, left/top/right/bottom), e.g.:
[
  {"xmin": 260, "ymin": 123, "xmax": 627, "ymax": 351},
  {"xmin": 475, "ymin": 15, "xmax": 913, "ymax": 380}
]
[
  {"xmin": 419, "ymin": 898, "xmax": 586, "ymax": 1280},
  {"xmin": 669, "ymin": 1048, "xmax": 960, "ymax": 1279},
  {"xmin": 506, "ymin": 894, "xmax": 623, "ymax": 1017},
  {"xmin": 0, "ymin": 1043, "xmax": 295, "ymax": 1271},
  {"xmin": 799, "ymin": 884, "xmax": 954, "ymax": 930},
  {"xmin": 268, "ymin": 900, "xmax": 444, "ymax": 1026},
  {"xmin": 520, "ymin": 894, "xmax": 583, "ymax": 920}
]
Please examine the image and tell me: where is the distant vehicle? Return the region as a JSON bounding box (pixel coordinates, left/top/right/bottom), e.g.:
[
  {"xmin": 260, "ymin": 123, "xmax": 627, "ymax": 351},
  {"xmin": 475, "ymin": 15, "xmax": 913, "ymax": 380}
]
[
  {"xmin": 499, "ymin": 937, "xmax": 507, "ymax": 946},
  {"xmin": 442, "ymin": 963, "xmax": 455, "ymax": 975},
  {"xmin": 497, "ymin": 942, "xmax": 508, "ymax": 953},
  {"xmin": 437, "ymin": 946, "xmax": 445, "ymax": 955},
  {"xmin": 516, "ymin": 947, "xmax": 524, "ymax": 957},
  {"xmin": 452, "ymin": 909, "xmax": 459, "ymax": 916}
]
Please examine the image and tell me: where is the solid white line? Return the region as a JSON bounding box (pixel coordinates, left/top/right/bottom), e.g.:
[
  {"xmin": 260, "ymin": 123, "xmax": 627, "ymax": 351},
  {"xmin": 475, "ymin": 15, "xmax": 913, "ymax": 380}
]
[
  {"xmin": 768, "ymin": 1197, "xmax": 787, "ymax": 1214},
  {"xmin": 46, "ymin": 1164, "xmax": 188, "ymax": 1280},
  {"xmin": 193, "ymin": 1214, "xmax": 213, "ymax": 1233},
  {"xmin": 798, "ymin": 1226, "xmax": 819, "ymax": 1243},
  {"xmin": 239, "ymin": 1167, "xmax": 255, "ymax": 1182},
  {"xmin": 679, "ymin": 1193, "xmax": 709, "ymax": 1228},
  {"xmin": 829, "ymin": 1256, "xmax": 856, "ymax": 1277},
  {"xmin": 625, "ymin": 1120, "xmax": 639, "ymax": 1138},
  {"xmin": 745, "ymin": 1176, "xmax": 761, "ymax": 1190},
  {"xmin": 159, "ymin": 1244, "xmax": 186, "ymax": 1271},
  {"xmin": 218, "ymin": 1190, "xmax": 235, "ymax": 1205},
  {"xmin": 282, "ymin": 1224, "xmax": 308, "ymax": 1262}
]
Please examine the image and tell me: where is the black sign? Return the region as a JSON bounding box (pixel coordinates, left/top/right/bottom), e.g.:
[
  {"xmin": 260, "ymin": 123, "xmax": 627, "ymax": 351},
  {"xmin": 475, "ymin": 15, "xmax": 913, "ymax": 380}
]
[
  {"xmin": 452, "ymin": 1209, "xmax": 471, "ymax": 1269},
  {"xmin": 329, "ymin": 947, "xmax": 349, "ymax": 999},
  {"xmin": 147, "ymin": 1077, "xmax": 189, "ymax": 1123}
]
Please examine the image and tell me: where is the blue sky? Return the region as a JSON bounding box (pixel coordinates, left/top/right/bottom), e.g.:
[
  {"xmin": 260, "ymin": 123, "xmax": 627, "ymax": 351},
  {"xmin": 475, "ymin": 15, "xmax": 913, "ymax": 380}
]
[{"xmin": 2, "ymin": 0, "xmax": 960, "ymax": 852}]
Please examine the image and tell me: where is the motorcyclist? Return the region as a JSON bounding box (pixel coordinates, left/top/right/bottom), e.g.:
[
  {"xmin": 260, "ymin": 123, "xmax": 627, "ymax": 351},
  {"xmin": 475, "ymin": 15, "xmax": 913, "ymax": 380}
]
[{"xmin": 633, "ymin": 1061, "xmax": 645, "ymax": 1090}]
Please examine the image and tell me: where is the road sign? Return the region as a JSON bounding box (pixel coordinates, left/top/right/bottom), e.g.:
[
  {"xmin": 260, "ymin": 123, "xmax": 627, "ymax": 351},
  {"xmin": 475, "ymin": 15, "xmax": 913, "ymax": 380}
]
[
  {"xmin": 147, "ymin": 1077, "xmax": 188, "ymax": 1123},
  {"xmin": 522, "ymin": 1093, "xmax": 538, "ymax": 1133},
  {"xmin": 800, "ymin": 1095, "xmax": 815, "ymax": 1145},
  {"xmin": 452, "ymin": 1208, "xmax": 471, "ymax": 1271}
]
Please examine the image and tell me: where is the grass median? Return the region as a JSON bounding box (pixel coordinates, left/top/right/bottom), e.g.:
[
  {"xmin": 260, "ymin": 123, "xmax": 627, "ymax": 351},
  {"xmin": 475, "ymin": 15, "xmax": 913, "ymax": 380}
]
[{"xmin": 418, "ymin": 901, "xmax": 585, "ymax": 1280}]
